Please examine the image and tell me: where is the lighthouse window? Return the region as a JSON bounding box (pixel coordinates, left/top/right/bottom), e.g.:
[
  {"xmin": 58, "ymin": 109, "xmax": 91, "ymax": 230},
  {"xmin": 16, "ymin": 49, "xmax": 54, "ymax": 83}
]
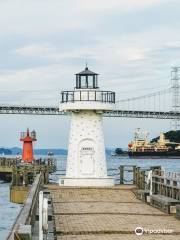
[
  {"xmin": 80, "ymin": 76, "xmax": 88, "ymax": 88},
  {"xmin": 95, "ymin": 75, "xmax": 98, "ymax": 88},
  {"xmin": 88, "ymin": 76, "xmax": 93, "ymax": 88}
]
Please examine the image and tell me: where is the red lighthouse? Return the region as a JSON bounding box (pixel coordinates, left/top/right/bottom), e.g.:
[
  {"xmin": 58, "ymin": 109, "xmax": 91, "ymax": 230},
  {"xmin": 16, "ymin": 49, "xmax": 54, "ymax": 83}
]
[{"xmin": 20, "ymin": 128, "xmax": 36, "ymax": 163}]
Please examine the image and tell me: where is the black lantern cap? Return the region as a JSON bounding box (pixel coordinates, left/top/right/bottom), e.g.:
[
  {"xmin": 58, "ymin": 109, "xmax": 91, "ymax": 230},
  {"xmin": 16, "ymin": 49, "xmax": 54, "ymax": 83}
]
[{"xmin": 75, "ymin": 67, "xmax": 98, "ymax": 76}]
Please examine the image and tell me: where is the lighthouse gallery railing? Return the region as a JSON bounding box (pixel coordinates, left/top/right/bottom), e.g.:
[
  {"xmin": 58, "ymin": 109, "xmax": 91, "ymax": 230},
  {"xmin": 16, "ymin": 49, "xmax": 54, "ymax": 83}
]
[{"xmin": 61, "ymin": 90, "xmax": 115, "ymax": 103}]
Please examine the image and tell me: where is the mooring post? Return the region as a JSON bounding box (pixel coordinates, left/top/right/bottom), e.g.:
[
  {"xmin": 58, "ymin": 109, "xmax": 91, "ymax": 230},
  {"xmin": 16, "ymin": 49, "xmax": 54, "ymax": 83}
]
[
  {"xmin": 152, "ymin": 169, "xmax": 158, "ymax": 194},
  {"xmin": 44, "ymin": 167, "xmax": 49, "ymax": 184},
  {"xmin": 141, "ymin": 171, "xmax": 146, "ymax": 190},
  {"xmin": 25, "ymin": 169, "xmax": 29, "ymax": 186},
  {"xmin": 133, "ymin": 166, "xmax": 136, "ymax": 185},
  {"xmin": 173, "ymin": 179, "xmax": 177, "ymax": 199},
  {"xmin": 23, "ymin": 168, "xmax": 28, "ymax": 186},
  {"xmin": 139, "ymin": 171, "xmax": 142, "ymax": 189},
  {"xmin": 12, "ymin": 167, "xmax": 16, "ymax": 186},
  {"xmin": 15, "ymin": 169, "xmax": 20, "ymax": 186},
  {"xmin": 120, "ymin": 166, "xmax": 124, "ymax": 184},
  {"xmin": 136, "ymin": 167, "xmax": 140, "ymax": 189},
  {"xmin": 33, "ymin": 166, "xmax": 37, "ymax": 181}
]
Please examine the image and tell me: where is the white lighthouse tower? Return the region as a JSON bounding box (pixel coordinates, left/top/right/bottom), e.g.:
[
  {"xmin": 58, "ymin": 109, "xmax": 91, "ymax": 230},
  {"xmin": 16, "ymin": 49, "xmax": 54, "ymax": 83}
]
[{"xmin": 59, "ymin": 67, "xmax": 115, "ymax": 186}]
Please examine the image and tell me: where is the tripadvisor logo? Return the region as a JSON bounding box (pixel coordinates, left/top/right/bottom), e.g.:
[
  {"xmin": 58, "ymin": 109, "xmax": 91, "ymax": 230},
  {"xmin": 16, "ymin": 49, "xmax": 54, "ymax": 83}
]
[
  {"xmin": 135, "ymin": 227, "xmax": 173, "ymax": 235},
  {"xmin": 135, "ymin": 227, "xmax": 144, "ymax": 236}
]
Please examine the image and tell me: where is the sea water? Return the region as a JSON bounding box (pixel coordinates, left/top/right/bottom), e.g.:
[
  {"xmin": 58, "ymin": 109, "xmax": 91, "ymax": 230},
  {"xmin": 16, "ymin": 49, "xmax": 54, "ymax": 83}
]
[
  {"xmin": 1, "ymin": 155, "xmax": 180, "ymax": 239},
  {"xmin": 0, "ymin": 182, "xmax": 21, "ymax": 240}
]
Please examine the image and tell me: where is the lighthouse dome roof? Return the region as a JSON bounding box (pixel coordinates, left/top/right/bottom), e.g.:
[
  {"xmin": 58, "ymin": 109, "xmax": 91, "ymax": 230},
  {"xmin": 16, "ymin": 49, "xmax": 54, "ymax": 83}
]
[{"xmin": 76, "ymin": 67, "xmax": 98, "ymax": 76}]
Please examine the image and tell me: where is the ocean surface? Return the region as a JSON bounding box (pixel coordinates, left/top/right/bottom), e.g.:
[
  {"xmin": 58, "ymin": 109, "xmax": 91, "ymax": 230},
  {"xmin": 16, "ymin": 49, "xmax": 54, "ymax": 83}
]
[{"xmin": 1, "ymin": 155, "xmax": 180, "ymax": 239}]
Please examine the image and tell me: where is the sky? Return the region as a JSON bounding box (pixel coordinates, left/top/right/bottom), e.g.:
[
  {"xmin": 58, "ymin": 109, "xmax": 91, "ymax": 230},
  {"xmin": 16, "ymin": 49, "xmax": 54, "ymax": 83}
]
[{"xmin": 0, "ymin": 0, "xmax": 180, "ymax": 149}]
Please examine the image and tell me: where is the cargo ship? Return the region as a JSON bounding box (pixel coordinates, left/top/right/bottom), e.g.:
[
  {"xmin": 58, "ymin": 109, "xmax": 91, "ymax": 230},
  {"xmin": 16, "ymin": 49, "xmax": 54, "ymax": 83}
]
[{"xmin": 128, "ymin": 128, "xmax": 180, "ymax": 158}]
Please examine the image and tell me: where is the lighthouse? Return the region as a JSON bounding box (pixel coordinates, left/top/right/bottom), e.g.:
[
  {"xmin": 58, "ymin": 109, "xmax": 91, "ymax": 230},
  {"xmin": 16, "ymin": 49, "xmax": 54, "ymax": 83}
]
[
  {"xmin": 20, "ymin": 128, "xmax": 36, "ymax": 163},
  {"xmin": 59, "ymin": 67, "xmax": 115, "ymax": 186}
]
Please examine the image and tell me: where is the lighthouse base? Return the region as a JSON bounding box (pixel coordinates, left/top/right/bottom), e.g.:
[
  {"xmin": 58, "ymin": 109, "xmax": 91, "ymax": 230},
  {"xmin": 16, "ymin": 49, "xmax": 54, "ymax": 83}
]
[{"xmin": 59, "ymin": 177, "xmax": 114, "ymax": 187}]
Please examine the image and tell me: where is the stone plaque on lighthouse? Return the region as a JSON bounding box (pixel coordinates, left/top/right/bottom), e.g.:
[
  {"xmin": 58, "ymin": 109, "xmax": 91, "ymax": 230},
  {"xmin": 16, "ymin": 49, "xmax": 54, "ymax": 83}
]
[{"xmin": 59, "ymin": 67, "xmax": 115, "ymax": 186}]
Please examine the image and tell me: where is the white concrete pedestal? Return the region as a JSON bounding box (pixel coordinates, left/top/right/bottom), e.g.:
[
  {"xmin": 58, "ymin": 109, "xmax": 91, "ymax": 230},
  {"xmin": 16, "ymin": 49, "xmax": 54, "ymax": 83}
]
[{"xmin": 59, "ymin": 110, "xmax": 114, "ymax": 187}]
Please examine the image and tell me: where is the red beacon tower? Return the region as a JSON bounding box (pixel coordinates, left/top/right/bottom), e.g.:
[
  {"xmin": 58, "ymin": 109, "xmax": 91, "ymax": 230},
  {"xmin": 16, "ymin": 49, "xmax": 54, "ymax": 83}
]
[{"xmin": 20, "ymin": 128, "xmax": 36, "ymax": 163}]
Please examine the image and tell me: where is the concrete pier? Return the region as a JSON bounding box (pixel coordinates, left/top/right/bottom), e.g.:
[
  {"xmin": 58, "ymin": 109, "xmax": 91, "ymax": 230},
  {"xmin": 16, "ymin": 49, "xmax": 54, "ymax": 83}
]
[
  {"xmin": 8, "ymin": 165, "xmax": 180, "ymax": 239},
  {"xmin": 0, "ymin": 157, "xmax": 56, "ymax": 203},
  {"xmin": 47, "ymin": 184, "xmax": 180, "ymax": 240}
]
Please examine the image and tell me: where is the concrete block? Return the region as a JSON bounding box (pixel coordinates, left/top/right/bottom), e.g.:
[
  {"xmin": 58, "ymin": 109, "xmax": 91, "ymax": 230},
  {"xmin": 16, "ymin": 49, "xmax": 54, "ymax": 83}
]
[
  {"xmin": 176, "ymin": 205, "xmax": 180, "ymax": 220},
  {"xmin": 150, "ymin": 195, "xmax": 180, "ymax": 214},
  {"xmin": 16, "ymin": 224, "xmax": 31, "ymax": 240},
  {"xmin": 136, "ymin": 189, "xmax": 150, "ymax": 202}
]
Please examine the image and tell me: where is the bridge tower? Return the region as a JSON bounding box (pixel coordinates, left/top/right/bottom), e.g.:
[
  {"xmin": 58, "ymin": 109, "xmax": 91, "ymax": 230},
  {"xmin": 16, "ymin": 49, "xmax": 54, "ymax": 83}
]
[
  {"xmin": 59, "ymin": 67, "xmax": 115, "ymax": 186},
  {"xmin": 171, "ymin": 67, "xmax": 180, "ymax": 130},
  {"xmin": 20, "ymin": 128, "xmax": 36, "ymax": 163}
]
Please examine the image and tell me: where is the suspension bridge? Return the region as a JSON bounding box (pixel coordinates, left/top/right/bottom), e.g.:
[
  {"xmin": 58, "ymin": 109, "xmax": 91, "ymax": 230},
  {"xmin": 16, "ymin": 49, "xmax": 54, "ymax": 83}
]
[{"xmin": 0, "ymin": 67, "xmax": 180, "ymax": 125}]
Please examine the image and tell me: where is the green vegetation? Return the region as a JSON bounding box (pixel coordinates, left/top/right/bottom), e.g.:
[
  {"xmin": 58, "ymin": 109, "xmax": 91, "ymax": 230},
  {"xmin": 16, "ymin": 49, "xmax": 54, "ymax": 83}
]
[{"xmin": 151, "ymin": 130, "xmax": 180, "ymax": 143}]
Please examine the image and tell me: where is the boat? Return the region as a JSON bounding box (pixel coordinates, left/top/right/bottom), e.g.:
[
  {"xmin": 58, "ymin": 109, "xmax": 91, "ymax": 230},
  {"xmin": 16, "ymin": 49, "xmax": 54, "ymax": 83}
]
[
  {"xmin": 128, "ymin": 128, "xmax": 180, "ymax": 158},
  {"xmin": 111, "ymin": 148, "xmax": 128, "ymax": 156},
  {"xmin": 48, "ymin": 151, "xmax": 54, "ymax": 156}
]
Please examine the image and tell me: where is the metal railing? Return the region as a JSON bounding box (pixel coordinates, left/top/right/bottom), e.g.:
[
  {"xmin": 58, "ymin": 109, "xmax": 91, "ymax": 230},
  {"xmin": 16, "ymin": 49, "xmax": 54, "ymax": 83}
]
[
  {"xmin": 61, "ymin": 90, "xmax": 115, "ymax": 103},
  {"xmin": 7, "ymin": 173, "xmax": 43, "ymax": 240},
  {"xmin": 152, "ymin": 169, "xmax": 180, "ymax": 200},
  {"xmin": 55, "ymin": 165, "xmax": 137, "ymax": 185}
]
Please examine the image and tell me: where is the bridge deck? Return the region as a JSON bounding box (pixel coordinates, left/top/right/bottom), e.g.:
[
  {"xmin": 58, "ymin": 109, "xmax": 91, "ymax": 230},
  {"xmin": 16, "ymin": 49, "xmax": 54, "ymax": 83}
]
[{"xmin": 47, "ymin": 185, "xmax": 180, "ymax": 240}]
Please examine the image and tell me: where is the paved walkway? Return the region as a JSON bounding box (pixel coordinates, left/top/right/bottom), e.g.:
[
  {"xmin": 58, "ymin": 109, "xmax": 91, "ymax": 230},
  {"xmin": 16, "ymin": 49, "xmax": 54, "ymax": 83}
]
[{"xmin": 47, "ymin": 185, "xmax": 180, "ymax": 240}]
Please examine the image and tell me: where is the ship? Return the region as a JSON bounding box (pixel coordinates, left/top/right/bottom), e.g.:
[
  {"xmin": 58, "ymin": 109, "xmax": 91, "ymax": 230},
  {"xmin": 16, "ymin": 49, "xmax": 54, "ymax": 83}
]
[{"xmin": 128, "ymin": 128, "xmax": 180, "ymax": 158}]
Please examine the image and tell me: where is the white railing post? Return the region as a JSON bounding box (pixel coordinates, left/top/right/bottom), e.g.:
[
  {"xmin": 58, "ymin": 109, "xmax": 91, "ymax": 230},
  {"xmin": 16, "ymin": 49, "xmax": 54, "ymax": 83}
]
[
  {"xmin": 39, "ymin": 191, "xmax": 43, "ymax": 240},
  {"xmin": 39, "ymin": 191, "xmax": 49, "ymax": 240},
  {"xmin": 43, "ymin": 198, "xmax": 48, "ymax": 233},
  {"xmin": 146, "ymin": 170, "xmax": 153, "ymax": 196}
]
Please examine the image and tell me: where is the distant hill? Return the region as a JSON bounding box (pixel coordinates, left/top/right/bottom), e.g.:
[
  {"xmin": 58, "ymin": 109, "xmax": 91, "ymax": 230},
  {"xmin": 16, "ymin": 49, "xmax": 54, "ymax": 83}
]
[
  {"xmin": 8, "ymin": 147, "xmax": 67, "ymax": 155},
  {"xmin": 10, "ymin": 147, "xmax": 22, "ymax": 155},
  {"xmin": 151, "ymin": 130, "xmax": 180, "ymax": 143},
  {"xmin": 0, "ymin": 148, "xmax": 12, "ymax": 155},
  {"xmin": 3, "ymin": 147, "xmax": 112, "ymax": 156}
]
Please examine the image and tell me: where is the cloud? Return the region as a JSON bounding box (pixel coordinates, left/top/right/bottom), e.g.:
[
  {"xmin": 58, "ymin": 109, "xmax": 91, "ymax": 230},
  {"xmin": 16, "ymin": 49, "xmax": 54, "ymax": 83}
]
[
  {"xmin": 11, "ymin": 23, "xmax": 180, "ymax": 101},
  {"xmin": 73, "ymin": 0, "xmax": 168, "ymax": 13},
  {"xmin": 0, "ymin": 0, "xmax": 170, "ymax": 38},
  {"xmin": 15, "ymin": 44, "xmax": 53, "ymax": 57},
  {"xmin": 0, "ymin": 64, "xmax": 78, "ymax": 105},
  {"xmin": 0, "ymin": 0, "xmax": 179, "ymax": 147}
]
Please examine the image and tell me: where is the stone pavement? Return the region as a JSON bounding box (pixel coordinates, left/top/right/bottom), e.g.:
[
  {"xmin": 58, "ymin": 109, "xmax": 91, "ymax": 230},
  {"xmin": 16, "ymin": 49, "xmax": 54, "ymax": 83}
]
[{"xmin": 47, "ymin": 185, "xmax": 180, "ymax": 240}]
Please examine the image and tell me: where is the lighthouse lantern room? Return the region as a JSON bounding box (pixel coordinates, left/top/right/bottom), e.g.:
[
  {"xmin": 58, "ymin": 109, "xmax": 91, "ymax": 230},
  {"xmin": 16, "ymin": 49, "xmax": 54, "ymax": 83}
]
[
  {"xmin": 59, "ymin": 67, "xmax": 115, "ymax": 186},
  {"xmin": 20, "ymin": 128, "xmax": 36, "ymax": 163}
]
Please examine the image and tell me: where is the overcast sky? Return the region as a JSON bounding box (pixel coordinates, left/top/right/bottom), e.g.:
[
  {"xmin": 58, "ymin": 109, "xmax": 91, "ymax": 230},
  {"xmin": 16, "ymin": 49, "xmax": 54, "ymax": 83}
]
[{"xmin": 0, "ymin": 0, "xmax": 179, "ymax": 149}]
